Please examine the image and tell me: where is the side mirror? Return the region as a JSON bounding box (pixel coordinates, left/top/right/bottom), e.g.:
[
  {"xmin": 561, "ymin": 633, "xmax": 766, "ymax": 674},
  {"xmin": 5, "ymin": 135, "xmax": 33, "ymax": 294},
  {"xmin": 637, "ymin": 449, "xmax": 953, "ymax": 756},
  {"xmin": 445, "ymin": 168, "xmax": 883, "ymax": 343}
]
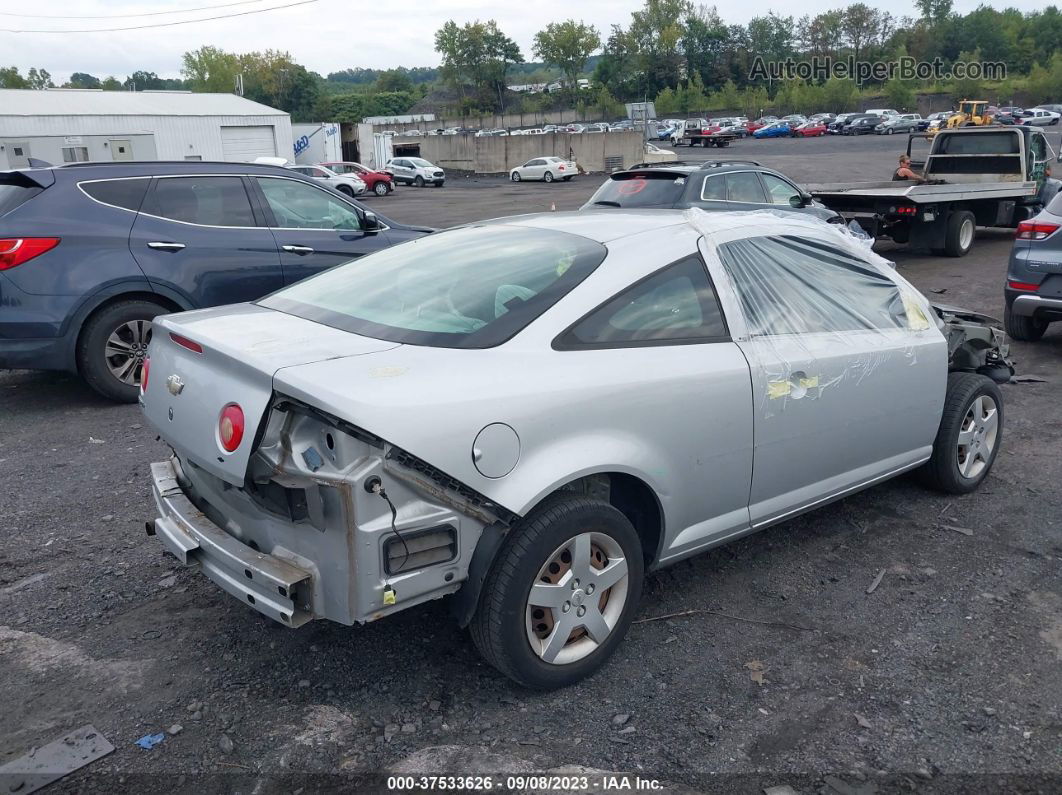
[
  {"xmin": 363, "ymin": 211, "xmax": 381, "ymax": 232},
  {"xmin": 789, "ymin": 193, "xmax": 811, "ymax": 209}
]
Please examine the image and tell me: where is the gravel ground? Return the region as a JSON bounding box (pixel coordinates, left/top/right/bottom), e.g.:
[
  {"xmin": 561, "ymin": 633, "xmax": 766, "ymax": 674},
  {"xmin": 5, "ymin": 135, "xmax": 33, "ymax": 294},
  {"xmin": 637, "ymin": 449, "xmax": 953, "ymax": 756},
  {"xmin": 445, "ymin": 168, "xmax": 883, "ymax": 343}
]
[{"xmin": 1, "ymin": 133, "xmax": 1061, "ymax": 794}]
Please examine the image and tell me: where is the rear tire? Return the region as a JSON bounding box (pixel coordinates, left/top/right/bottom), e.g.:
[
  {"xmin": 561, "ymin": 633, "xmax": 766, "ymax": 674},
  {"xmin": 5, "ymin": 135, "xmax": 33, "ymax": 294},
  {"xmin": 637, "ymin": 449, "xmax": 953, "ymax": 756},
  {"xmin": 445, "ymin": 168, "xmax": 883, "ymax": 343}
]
[
  {"xmin": 78, "ymin": 299, "xmax": 169, "ymax": 403},
  {"xmin": 543, "ymin": 171, "xmax": 554, "ymax": 183},
  {"xmin": 918, "ymin": 373, "xmax": 1003, "ymax": 494},
  {"xmin": 1004, "ymin": 304, "xmax": 1048, "ymax": 341},
  {"xmin": 470, "ymin": 496, "xmax": 644, "ymax": 690},
  {"xmin": 944, "ymin": 210, "xmax": 975, "ymax": 257}
]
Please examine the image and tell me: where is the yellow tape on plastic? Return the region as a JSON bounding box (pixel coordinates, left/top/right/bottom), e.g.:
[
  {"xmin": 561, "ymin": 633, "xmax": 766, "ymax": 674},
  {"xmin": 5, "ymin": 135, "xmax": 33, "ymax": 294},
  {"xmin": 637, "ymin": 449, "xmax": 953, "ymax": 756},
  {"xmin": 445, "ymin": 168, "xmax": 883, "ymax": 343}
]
[
  {"xmin": 767, "ymin": 381, "xmax": 791, "ymax": 399},
  {"xmin": 902, "ymin": 290, "xmax": 931, "ymax": 331}
]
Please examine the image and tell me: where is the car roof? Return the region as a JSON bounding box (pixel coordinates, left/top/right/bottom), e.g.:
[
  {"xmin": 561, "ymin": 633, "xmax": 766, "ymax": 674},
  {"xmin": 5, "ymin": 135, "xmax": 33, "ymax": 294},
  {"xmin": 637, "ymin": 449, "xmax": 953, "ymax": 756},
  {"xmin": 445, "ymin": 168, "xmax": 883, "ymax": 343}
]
[
  {"xmin": 479, "ymin": 210, "xmax": 691, "ymax": 243},
  {"xmin": 610, "ymin": 159, "xmax": 765, "ymax": 177},
  {"xmin": 40, "ymin": 160, "xmax": 296, "ymax": 180}
]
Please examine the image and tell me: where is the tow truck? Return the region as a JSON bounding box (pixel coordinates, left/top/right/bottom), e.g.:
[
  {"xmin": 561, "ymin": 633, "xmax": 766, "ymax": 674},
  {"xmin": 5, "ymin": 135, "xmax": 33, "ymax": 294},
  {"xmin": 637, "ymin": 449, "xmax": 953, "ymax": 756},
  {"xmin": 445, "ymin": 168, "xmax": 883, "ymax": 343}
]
[
  {"xmin": 808, "ymin": 126, "xmax": 1053, "ymax": 256},
  {"xmin": 673, "ymin": 119, "xmax": 739, "ymax": 148}
]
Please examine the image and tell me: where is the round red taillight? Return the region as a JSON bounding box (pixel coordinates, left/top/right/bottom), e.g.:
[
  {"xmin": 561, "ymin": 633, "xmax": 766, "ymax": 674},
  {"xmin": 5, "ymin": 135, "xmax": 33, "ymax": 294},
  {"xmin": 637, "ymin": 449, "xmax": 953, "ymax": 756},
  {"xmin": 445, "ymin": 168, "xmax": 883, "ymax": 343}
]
[
  {"xmin": 218, "ymin": 403, "xmax": 245, "ymax": 452},
  {"xmin": 141, "ymin": 357, "xmax": 150, "ymax": 394}
]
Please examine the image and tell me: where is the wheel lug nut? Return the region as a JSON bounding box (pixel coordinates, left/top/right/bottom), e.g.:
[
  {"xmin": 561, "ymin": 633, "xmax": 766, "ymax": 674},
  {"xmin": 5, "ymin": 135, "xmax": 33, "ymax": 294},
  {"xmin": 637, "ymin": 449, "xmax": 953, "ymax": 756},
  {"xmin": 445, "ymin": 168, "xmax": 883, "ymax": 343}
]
[
  {"xmin": 562, "ymin": 602, "xmax": 570, "ymax": 612},
  {"xmin": 587, "ymin": 584, "xmax": 595, "ymax": 594},
  {"xmin": 577, "ymin": 606, "xmax": 586, "ymax": 617}
]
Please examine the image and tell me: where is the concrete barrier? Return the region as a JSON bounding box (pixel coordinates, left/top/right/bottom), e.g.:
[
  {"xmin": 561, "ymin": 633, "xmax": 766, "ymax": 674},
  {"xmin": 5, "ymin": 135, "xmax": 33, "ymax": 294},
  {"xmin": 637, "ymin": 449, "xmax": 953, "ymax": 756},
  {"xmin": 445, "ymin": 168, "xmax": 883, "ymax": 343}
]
[{"xmin": 404, "ymin": 132, "xmax": 645, "ymax": 175}]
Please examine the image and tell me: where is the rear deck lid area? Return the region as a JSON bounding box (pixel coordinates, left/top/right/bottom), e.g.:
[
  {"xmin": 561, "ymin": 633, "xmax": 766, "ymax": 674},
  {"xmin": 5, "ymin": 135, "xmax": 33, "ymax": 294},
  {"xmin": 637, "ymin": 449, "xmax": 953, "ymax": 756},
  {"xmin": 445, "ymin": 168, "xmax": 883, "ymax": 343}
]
[{"xmin": 142, "ymin": 303, "xmax": 399, "ymax": 485}]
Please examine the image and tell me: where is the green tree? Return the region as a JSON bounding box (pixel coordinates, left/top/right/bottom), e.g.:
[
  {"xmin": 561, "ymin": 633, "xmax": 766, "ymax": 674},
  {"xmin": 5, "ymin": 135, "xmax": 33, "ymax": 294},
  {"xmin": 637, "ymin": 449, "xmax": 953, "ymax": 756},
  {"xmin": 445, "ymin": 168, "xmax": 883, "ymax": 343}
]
[
  {"xmin": 0, "ymin": 66, "xmax": 28, "ymax": 88},
  {"xmin": 375, "ymin": 69, "xmax": 414, "ymax": 93},
  {"xmin": 434, "ymin": 19, "xmax": 523, "ymax": 112},
  {"xmin": 533, "ymin": 20, "xmax": 600, "ymax": 102},
  {"xmin": 821, "ymin": 77, "xmax": 859, "ymax": 112},
  {"xmin": 884, "ymin": 79, "xmax": 915, "ymax": 111},
  {"xmin": 593, "ymin": 85, "xmax": 624, "ymax": 119},
  {"xmin": 683, "ymin": 73, "xmax": 708, "ymax": 113},
  {"xmin": 627, "ymin": 0, "xmax": 692, "ymax": 95},
  {"xmin": 124, "ymin": 70, "xmax": 166, "ymax": 91},
  {"xmin": 654, "ymin": 86, "xmax": 678, "ymax": 114},
  {"xmin": 101, "ymin": 76, "xmax": 123, "ymax": 91},
  {"xmin": 26, "ymin": 68, "xmax": 53, "ymax": 90},
  {"xmin": 67, "ymin": 72, "xmax": 101, "ymax": 89},
  {"xmin": 181, "ymin": 46, "xmax": 240, "ymax": 92}
]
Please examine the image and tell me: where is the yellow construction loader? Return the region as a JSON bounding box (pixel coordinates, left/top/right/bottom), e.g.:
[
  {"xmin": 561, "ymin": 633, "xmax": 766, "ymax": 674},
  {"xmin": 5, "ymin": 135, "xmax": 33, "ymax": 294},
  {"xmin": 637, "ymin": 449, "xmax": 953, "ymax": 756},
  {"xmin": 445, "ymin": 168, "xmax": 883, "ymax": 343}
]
[{"xmin": 927, "ymin": 100, "xmax": 993, "ymax": 136}]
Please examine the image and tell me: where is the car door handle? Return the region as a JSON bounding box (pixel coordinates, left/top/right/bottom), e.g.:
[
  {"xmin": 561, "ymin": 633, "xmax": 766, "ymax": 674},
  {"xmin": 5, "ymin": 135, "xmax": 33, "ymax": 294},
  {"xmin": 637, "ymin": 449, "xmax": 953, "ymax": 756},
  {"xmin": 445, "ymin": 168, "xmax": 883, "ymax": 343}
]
[
  {"xmin": 281, "ymin": 245, "xmax": 315, "ymax": 255},
  {"xmin": 147, "ymin": 241, "xmax": 186, "ymax": 251}
]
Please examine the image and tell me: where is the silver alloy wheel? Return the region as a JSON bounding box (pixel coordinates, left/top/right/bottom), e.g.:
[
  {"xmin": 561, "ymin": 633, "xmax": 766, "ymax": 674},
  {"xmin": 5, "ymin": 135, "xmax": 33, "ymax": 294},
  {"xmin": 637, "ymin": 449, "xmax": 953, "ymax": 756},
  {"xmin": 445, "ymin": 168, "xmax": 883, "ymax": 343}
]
[
  {"xmin": 957, "ymin": 394, "xmax": 998, "ymax": 478},
  {"xmin": 374, "ymin": 181, "xmax": 389, "ymax": 196},
  {"xmin": 105, "ymin": 319, "xmax": 152, "ymax": 385},
  {"xmin": 525, "ymin": 531, "xmax": 629, "ymax": 665},
  {"xmin": 959, "ymin": 217, "xmax": 975, "ymax": 251}
]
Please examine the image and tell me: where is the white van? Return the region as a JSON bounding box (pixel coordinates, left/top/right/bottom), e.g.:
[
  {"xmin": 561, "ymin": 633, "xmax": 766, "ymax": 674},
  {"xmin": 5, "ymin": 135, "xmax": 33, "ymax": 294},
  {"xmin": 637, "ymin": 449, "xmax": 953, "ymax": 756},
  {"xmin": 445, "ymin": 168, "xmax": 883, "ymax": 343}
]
[{"xmin": 865, "ymin": 108, "xmax": 899, "ymax": 117}]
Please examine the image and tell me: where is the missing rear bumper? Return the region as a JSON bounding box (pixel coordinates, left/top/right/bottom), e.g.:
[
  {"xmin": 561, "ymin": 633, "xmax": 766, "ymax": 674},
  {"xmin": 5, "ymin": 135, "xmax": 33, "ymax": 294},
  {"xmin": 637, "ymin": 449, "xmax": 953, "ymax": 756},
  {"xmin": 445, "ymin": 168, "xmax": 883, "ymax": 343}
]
[{"xmin": 150, "ymin": 459, "xmax": 313, "ymax": 627}]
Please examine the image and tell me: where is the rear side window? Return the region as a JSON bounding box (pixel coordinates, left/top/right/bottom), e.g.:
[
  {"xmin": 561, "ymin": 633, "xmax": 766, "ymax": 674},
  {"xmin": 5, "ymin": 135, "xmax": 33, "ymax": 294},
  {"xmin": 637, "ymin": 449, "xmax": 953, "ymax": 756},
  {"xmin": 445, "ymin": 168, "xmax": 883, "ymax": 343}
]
[
  {"xmin": 81, "ymin": 179, "xmax": 149, "ymax": 212},
  {"xmin": 586, "ymin": 172, "xmax": 687, "ymax": 208},
  {"xmin": 556, "ymin": 255, "xmax": 728, "ymax": 348},
  {"xmin": 718, "ymin": 235, "xmax": 907, "ymax": 336},
  {"xmin": 0, "ymin": 183, "xmax": 42, "ymax": 217},
  {"xmin": 147, "ymin": 176, "xmax": 255, "ymax": 227}
]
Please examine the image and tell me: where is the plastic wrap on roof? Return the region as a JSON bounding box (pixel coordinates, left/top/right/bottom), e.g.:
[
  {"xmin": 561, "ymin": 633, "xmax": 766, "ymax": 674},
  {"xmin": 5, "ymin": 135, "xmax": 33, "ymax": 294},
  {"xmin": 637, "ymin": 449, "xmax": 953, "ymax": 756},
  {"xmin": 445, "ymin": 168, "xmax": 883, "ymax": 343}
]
[{"xmin": 685, "ymin": 208, "xmax": 940, "ymax": 418}]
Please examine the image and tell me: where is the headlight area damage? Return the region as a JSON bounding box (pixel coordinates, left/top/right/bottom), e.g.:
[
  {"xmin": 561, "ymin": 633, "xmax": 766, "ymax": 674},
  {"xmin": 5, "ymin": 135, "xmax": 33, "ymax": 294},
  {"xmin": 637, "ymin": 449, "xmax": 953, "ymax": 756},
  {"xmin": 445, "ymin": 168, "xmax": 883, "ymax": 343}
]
[
  {"xmin": 933, "ymin": 303, "xmax": 1014, "ymax": 383},
  {"xmin": 150, "ymin": 394, "xmax": 516, "ymax": 628}
]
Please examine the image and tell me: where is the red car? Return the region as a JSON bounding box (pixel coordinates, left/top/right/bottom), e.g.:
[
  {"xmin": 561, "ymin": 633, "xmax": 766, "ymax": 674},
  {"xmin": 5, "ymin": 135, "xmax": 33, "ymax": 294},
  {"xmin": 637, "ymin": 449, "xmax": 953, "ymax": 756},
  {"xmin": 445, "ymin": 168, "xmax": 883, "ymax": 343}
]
[
  {"xmin": 793, "ymin": 121, "xmax": 827, "ymax": 137},
  {"xmin": 746, "ymin": 117, "xmax": 778, "ymax": 133},
  {"xmin": 319, "ymin": 161, "xmax": 394, "ymax": 196}
]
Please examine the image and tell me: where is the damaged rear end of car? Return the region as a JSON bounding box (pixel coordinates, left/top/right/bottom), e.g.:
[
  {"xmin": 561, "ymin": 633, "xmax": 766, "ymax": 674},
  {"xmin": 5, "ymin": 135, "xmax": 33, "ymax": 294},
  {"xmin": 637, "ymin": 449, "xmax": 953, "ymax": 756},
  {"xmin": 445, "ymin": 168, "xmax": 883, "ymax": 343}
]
[{"xmin": 144, "ymin": 307, "xmax": 509, "ymax": 630}]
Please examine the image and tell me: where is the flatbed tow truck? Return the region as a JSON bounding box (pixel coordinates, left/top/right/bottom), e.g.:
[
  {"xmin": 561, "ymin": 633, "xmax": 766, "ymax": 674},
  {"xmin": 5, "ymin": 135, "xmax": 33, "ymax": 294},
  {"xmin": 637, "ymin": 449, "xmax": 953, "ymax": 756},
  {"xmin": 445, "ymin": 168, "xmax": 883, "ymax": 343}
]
[
  {"xmin": 674, "ymin": 119, "xmax": 739, "ymax": 148},
  {"xmin": 808, "ymin": 126, "xmax": 1053, "ymax": 256}
]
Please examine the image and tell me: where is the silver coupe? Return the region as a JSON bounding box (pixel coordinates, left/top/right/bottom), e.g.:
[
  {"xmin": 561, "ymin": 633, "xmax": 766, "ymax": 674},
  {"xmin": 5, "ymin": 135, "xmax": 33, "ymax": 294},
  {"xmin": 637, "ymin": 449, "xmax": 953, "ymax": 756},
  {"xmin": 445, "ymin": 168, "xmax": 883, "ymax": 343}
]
[{"xmin": 142, "ymin": 209, "xmax": 1010, "ymax": 689}]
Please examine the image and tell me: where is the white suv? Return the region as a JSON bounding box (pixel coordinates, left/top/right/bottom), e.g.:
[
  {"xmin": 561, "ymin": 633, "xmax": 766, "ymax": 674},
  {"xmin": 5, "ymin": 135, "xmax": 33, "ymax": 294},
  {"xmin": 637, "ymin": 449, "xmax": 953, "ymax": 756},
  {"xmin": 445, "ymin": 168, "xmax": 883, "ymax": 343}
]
[{"xmin": 385, "ymin": 157, "xmax": 446, "ymax": 187}]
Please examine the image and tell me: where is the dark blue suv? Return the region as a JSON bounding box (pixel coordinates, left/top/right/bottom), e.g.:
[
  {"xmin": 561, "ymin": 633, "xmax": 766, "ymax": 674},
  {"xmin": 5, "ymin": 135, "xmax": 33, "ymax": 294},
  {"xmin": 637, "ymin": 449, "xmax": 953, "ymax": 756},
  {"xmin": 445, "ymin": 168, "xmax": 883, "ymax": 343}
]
[{"xmin": 0, "ymin": 161, "xmax": 431, "ymax": 401}]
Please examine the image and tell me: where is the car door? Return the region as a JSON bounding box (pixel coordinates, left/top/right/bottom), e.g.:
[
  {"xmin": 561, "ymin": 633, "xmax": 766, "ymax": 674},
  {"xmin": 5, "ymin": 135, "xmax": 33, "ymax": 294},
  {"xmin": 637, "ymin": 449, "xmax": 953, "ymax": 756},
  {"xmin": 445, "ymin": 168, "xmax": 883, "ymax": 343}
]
[
  {"xmin": 252, "ymin": 174, "xmax": 391, "ymax": 284},
  {"xmin": 129, "ymin": 174, "xmax": 283, "ymax": 307},
  {"xmin": 387, "ymin": 159, "xmax": 409, "ymax": 183},
  {"xmin": 710, "ymin": 230, "xmax": 945, "ymax": 527},
  {"xmin": 526, "ymin": 159, "xmax": 546, "ymax": 179},
  {"xmin": 553, "ymin": 252, "xmax": 754, "ymax": 561}
]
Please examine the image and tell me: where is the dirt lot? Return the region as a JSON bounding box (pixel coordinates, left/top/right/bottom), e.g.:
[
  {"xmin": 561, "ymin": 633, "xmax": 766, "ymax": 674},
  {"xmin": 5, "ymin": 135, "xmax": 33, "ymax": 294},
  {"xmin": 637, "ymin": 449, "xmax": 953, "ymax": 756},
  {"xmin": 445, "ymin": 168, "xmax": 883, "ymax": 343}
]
[{"xmin": 2, "ymin": 133, "xmax": 1061, "ymax": 794}]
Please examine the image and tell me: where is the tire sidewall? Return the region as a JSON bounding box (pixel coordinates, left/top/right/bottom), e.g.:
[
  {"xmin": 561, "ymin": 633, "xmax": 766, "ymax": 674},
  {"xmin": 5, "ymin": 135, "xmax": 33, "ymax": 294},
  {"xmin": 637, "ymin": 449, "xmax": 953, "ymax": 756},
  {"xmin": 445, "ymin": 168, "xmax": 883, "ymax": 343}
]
[
  {"xmin": 78, "ymin": 300, "xmax": 165, "ymax": 403},
  {"xmin": 490, "ymin": 501, "xmax": 643, "ymax": 689},
  {"xmin": 373, "ymin": 181, "xmax": 388, "ymax": 196},
  {"xmin": 932, "ymin": 374, "xmax": 1004, "ymax": 492},
  {"xmin": 543, "ymin": 171, "xmax": 553, "ymax": 183}
]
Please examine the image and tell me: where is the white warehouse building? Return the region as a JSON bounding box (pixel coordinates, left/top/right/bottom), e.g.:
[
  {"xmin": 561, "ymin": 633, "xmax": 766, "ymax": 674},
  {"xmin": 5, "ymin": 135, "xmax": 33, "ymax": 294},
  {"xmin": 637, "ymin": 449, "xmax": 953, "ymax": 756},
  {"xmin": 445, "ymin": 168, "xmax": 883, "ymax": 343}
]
[{"xmin": 0, "ymin": 88, "xmax": 293, "ymax": 169}]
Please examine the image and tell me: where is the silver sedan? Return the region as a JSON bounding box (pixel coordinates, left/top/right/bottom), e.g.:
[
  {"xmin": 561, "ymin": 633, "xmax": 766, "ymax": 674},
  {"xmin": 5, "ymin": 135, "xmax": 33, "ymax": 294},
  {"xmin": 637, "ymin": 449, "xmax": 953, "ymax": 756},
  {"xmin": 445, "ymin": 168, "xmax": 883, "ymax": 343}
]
[{"xmin": 142, "ymin": 210, "xmax": 1009, "ymax": 689}]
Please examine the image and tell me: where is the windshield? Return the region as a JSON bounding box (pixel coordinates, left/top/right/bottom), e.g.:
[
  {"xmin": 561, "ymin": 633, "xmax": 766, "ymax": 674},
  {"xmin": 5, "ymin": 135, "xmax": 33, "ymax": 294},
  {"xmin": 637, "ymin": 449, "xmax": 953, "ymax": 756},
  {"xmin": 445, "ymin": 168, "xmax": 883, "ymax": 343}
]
[
  {"xmin": 260, "ymin": 225, "xmax": 606, "ymax": 348},
  {"xmin": 408, "ymin": 158, "xmax": 434, "ymax": 168},
  {"xmin": 329, "ymin": 163, "xmax": 364, "ymax": 174},
  {"xmin": 585, "ymin": 172, "xmax": 687, "ymax": 208}
]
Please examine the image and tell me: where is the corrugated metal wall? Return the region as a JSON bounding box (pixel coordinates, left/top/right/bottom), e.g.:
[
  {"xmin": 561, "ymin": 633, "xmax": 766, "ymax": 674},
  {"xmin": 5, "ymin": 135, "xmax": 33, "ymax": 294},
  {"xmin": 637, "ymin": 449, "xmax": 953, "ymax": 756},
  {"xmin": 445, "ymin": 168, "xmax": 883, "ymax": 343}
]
[{"xmin": 0, "ymin": 113, "xmax": 293, "ymax": 163}]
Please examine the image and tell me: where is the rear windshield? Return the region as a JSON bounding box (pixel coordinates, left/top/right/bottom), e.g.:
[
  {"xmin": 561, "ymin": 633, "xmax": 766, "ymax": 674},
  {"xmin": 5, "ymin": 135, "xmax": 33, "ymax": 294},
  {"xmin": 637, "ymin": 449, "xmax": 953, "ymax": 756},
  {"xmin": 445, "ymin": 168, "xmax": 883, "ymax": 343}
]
[
  {"xmin": 0, "ymin": 183, "xmax": 42, "ymax": 217},
  {"xmin": 260, "ymin": 225, "xmax": 606, "ymax": 348},
  {"xmin": 585, "ymin": 172, "xmax": 686, "ymax": 208}
]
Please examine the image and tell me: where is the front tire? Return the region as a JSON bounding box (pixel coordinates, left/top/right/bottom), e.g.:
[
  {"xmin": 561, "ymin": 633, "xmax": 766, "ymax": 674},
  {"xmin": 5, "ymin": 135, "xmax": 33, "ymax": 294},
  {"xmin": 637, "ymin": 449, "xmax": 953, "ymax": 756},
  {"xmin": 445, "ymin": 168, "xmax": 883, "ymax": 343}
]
[
  {"xmin": 414, "ymin": 175, "xmax": 425, "ymax": 187},
  {"xmin": 336, "ymin": 184, "xmax": 354, "ymax": 197},
  {"xmin": 470, "ymin": 496, "xmax": 644, "ymax": 690},
  {"xmin": 373, "ymin": 181, "xmax": 389, "ymax": 196},
  {"xmin": 919, "ymin": 373, "xmax": 1003, "ymax": 494},
  {"xmin": 511, "ymin": 171, "xmax": 521, "ymax": 182},
  {"xmin": 77, "ymin": 299, "xmax": 168, "ymax": 403},
  {"xmin": 1004, "ymin": 304, "xmax": 1048, "ymax": 341}
]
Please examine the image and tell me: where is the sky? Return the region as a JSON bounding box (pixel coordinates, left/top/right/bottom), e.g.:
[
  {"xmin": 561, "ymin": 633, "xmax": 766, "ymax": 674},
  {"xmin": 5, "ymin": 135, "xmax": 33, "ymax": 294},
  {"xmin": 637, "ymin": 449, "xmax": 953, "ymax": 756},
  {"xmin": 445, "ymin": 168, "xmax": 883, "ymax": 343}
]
[{"xmin": 0, "ymin": 0, "xmax": 1049, "ymax": 83}]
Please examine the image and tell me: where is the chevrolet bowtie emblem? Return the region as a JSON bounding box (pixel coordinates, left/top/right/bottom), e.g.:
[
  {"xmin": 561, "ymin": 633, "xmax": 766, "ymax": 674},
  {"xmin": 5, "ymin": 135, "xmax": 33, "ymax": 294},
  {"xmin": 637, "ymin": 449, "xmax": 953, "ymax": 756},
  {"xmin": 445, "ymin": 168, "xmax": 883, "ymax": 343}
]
[{"xmin": 166, "ymin": 374, "xmax": 185, "ymax": 396}]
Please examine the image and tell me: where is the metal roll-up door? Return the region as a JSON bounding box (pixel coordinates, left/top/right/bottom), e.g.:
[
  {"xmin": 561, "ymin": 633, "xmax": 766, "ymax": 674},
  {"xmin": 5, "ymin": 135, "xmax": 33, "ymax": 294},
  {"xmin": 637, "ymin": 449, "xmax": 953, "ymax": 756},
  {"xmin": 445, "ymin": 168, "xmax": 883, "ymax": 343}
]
[{"xmin": 220, "ymin": 126, "xmax": 277, "ymax": 161}]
